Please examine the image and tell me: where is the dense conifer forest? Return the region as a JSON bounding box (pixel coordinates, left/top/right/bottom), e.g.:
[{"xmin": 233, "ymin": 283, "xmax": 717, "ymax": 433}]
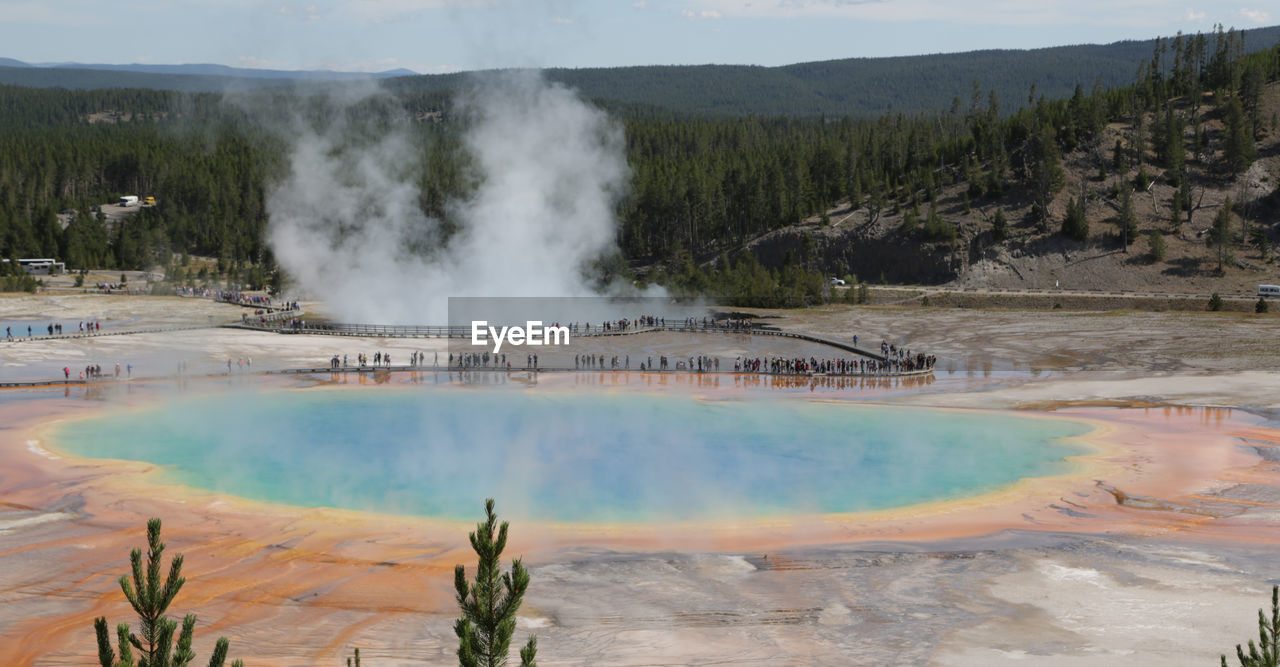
[
  {"xmin": 6, "ymin": 25, "xmax": 1278, "ymax": 117},
  {"xmin": 0, "ymin": 26, "xmax": 1277, "ymax": 303}
]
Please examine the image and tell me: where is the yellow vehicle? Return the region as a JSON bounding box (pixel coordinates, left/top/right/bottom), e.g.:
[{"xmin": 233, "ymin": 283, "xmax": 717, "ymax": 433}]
[{"xmin": 143, "ymin": 196, "xmax": 156, "ymax": 206}]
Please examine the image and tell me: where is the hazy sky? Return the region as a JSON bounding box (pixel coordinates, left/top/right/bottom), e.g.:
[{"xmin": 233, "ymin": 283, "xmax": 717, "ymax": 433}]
[{"xmin": 0, "ymin": 0, "xmax": 1274, "ymax": 73}]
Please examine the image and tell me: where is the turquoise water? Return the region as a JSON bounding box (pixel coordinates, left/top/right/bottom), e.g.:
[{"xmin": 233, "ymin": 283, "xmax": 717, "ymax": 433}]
[{"xmin": 51, "ymin": 388, "xmax": 1092, "ymax": 522}]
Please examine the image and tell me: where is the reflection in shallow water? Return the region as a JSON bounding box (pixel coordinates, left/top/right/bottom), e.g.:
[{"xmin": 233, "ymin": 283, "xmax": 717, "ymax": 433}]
[{"xmin": 51, "ymin": 387, "xmax": 1091, "ymax": 522}]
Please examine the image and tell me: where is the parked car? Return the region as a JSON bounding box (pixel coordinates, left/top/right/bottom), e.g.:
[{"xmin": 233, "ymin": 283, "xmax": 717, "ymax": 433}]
[{"xmin": 830, "ymin": 277, "xmax": 846, "ymax": 286}]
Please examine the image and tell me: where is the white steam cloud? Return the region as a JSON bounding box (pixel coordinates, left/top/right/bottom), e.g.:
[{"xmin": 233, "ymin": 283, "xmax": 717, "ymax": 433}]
[{"xmin": 265, "ymin": 72, "xmax": 629, "ymax": 324}]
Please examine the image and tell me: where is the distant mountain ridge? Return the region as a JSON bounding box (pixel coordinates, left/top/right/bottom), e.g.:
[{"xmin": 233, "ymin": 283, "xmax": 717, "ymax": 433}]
[
  {"xmin": 2, "ymin": 25, "xmax": 1278, "ymax": 116},
  {"xmin": 526, "ymin": 25, "xmax": 1280, "ymax": 116},
  {"xmin": 0, "ymin": 59, "xmax": 416, "ymax": 79}
]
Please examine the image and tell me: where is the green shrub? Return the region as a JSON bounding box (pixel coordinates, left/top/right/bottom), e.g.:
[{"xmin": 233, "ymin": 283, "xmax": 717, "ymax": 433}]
[
  {"xmin": 1221, "ymin": 585, "xmax": 1279, "ymax": 666},
  {"xmin": 1147, "ymin": 231, "xmax": 1167, "ymax": 262},
  {"xmin": 992, "ymin": 208, "xmax": 1008, "ymax": 243},
  {"xmin": 92, "ymin": 518, "xmax": 242, "ymax": 667},
  {"xmin": 454, "ymin": 499, "xmax": 537, "ymax": 667}
]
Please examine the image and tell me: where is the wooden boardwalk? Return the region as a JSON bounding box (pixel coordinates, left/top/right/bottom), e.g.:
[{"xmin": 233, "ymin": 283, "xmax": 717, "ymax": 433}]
[
  {"xmin": 225, "ymin": 321, "xmax": 893, "ymax": 362},
  {"xmin": 265, "ymin": 365, "xmax": 934, "ymax": 378},
  {"xmin": 3, "ymin": 323, "xmax": 217, "ymax": 344},
  {"xmin": 4, "ymin": 315, "xmax": 935, "ymax": 382},
  {"xmin": 0, "ymin": 378, "xmax": 89, "ymax": 389}
]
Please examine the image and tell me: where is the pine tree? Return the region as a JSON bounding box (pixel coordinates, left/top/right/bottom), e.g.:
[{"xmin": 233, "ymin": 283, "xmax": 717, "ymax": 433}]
[
  {"xmin": 899, "ymin": 208, "xmax": 918, "ymax": 235},
  {"xmin": 93, "ymin": 518, "xmax": 242, "ymax": 667},
  {"xmin": 1223, "ymin": 96, "xmax": 1256, "ymax": 176},
  {"xmin": 1029, "ymin": 123, "xmax": 1065, "ymax": 230},
  {"xmin": 1210, "ymin": 198, "xmax": 1234, "ymax": 272},
  {"xmin": 991, "ymin": 208, "xmax": 1008, "ymax": 243},
  {"xmin": 1253, "ymin": 230, "xmax": 1271, "ymax": 261},
  {"xmin": 455, "ymin": 499, "xmax": 537, "ymax": 667},
  {"xmin": 1222, "ymin": 585, "xmax": 1280, "ymax": 666},
  {"xmin": 1062, "ymin": 196, "xmax": 1088, "ymax": 241},
  {"xmin": 1117, "ymin": 187, "xmax": 1137, "ymax": 253},
  {"xmin": 1147, "ymin": 231, "xmax": 1166, "ymax": 262},
  {"xmin": 1169, "ymin": 190, "xmax": 1184, "ymax": 233},
  {"xmin": 922, "ymin": 201, "xmax": 954, "ymax": 242}
]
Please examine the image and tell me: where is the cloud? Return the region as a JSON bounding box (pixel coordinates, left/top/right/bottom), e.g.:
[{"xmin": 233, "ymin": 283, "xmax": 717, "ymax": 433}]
[
  {"xmin": 236, "ymin": 55, "xmax": 297, "ymax": 70},
  {"xmin": 232, "ymin": 54, "xmax": 439, "ymax": 74},
  {"xmin": 1239, "ymin": 8, "xmax": 1270, "ymax": 23},
  {"xmin": 415, "ymin": 63, "xmax": 466, "ymax": 73},
  {"xmin": 681, "ymin": 9, "xmax": 723, "ymax": 19},
  {"xmin": 273, "ymin": 2, "xmax": 322, "ymax": 21},
  {"xmin": 633, "ymin": 0, "xmax": 647, "ymax": 7},
  {"xmin": 333, "ymin": 0, "xmax": 505, "ymax": 23},
  {"xmin": 0, "ymin": 2, "xmax": 108, "ymax": 26},
  {"xmin": 550, "ymin": 16, "xmax": 573, "ymax": 24},
  {"xmin": 686, "ymin": 0, "xmax": 890, "ymax": 18},
  {"xmin": 680, "ymin": 0, "xmax": 1255, "ymax": 28}
]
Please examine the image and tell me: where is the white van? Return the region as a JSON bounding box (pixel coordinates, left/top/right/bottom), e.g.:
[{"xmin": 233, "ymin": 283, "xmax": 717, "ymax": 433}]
[{"xmin": 1259, "ymin": 285, "xmax": 1280, "ymax": 297}]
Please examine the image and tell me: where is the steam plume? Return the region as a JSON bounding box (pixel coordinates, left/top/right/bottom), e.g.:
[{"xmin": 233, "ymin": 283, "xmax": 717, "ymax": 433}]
[{"xmin": 265, "ymin": 72, "xmax": 629, "ymax": 323}]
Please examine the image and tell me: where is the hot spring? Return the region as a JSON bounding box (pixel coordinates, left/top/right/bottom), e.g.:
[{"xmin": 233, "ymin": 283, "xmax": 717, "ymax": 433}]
[{"xmin": 50, "ymin": 387, "xmax": 1092, "ymax": 522}]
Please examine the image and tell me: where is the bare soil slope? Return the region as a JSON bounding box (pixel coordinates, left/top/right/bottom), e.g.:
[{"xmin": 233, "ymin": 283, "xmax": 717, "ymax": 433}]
[{"xmin": 748, "ymin": 82, "xmax": 1280, "ymax": 295}]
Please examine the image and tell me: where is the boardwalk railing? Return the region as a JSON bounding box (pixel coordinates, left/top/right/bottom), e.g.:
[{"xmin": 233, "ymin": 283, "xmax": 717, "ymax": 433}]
[
  {"xmin": 226, "ymin": 321, "xmax": 466, "ymax": 337},
  {"xmin": 226, "ymin": 319, "xmax": 891, "ymax": 362},
  {"xmin": 3, "ymin": 323, "xmax": 217, "ymax": 344},
  {"xmin": 264, "ymin": 364, "xmax": 933, "ymax": 378},
  {"xmin": 237, "ymin": 309, "xmax": 305, "ymax": 325}
]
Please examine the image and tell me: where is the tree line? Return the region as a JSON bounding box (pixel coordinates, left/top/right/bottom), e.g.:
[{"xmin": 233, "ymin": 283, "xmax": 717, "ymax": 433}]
[{"xmin": 0, "ymin": 26, "xmax": 1276, "ymax": 301}]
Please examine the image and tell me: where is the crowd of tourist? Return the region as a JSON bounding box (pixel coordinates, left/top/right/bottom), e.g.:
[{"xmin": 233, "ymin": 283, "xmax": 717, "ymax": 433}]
[
  {"xmin": 565, "ymin": 315, "xmax": 754, "ymax": 334},
  {"xmin": 324, "ymin": 350, "xmax": 444, "ymax": 369},
  {"xmin": 209, "ymin": 290, "xmax": 301, "ymax": 312},
  {"xmin": 5, "ymin": 321, "xmax": 103, "ymax": 339},
  {"xmin": 215, "ymin": 291, "xmax": 269, "ymax": 307},
  {"xmin": 577, "ymin": 354, "xmax": 635, "ymax": 369},
  {"xmin": 734, "ymin": 351, "xmax": 934, "ymax": 375},
  {"xmin": 61, "ymin": 362, "xmax": 131, "ymax": 380},
  {"xmin": 177, "ymin": 286, "xmax": 214, "ymax": 298},
  {"xmin": 309, "ymin": 347, "xmax": 933, "ymax": 377},
  {"xmin": 451, "ymin": 352, "xmax": 510, "ymax": 369}
]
